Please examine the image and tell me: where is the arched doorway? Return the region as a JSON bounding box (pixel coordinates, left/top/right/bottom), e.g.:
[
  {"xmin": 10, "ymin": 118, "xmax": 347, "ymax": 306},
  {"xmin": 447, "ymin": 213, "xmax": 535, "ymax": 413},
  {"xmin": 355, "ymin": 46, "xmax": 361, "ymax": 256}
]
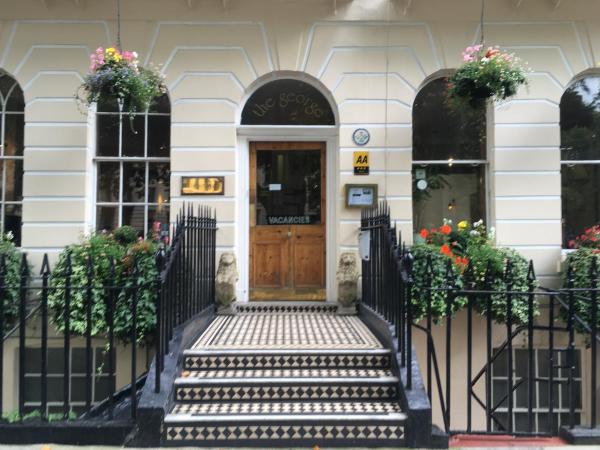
[{"xmin": 238, "ymin": 75, "xmax": 338, "ymax": 302}]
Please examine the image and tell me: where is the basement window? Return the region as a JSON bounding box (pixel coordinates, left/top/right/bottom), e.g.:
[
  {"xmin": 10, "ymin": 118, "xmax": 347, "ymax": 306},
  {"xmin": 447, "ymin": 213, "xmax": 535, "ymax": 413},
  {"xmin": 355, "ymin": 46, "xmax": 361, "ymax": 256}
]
[{"xmin": 491, "ymin": 347, "xmax": 582, "ymax": 434}]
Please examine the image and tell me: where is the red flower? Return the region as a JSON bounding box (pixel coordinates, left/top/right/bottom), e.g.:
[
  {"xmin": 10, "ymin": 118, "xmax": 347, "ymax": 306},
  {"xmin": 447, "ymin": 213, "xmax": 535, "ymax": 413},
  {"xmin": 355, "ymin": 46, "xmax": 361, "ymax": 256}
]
[
  {"xmin": 420, "ymin": 228, "xmax": 429, "ymax": 239},
  {"xmin": 485, "ymin": 48, "xmax": 501, "ymax": 58},
  {"xmin": 440, "ymin": 224, "xmax": 452, "ymax": 235},
  {"xmin": 440, "ymin": 244, "xmax": 452, "ymax": 256}
]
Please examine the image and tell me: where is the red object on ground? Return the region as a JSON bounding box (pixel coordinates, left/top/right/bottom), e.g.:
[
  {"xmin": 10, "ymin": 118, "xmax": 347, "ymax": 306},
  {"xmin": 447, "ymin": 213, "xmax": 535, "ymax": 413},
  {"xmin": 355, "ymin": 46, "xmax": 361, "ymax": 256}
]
[{"xmin": 450, "ymin": 434, "xmax": 567, "ymax": 447}]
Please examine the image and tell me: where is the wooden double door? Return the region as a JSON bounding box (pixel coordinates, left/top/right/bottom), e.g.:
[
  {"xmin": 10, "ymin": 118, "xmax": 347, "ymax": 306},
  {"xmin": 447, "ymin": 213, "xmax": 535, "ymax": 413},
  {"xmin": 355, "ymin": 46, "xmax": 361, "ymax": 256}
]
[{"xmin": 249, "ymin": 142, "xmax": 326, "ymax": 301}]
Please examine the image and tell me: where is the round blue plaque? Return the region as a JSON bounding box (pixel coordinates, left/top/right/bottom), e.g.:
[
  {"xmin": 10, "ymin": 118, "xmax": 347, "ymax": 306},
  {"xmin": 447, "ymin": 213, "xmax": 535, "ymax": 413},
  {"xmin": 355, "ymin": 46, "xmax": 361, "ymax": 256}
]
[{"xmin": 352, "ymin": 128, "xmax": 370, "ymax": 146}]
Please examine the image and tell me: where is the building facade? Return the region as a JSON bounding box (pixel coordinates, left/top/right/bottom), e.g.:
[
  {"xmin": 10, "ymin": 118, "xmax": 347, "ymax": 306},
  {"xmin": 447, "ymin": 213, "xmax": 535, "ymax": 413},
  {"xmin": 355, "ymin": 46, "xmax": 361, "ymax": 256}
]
[{"xmin": 1, "ymin": 0, "xmax": 600, "ymax": 436}]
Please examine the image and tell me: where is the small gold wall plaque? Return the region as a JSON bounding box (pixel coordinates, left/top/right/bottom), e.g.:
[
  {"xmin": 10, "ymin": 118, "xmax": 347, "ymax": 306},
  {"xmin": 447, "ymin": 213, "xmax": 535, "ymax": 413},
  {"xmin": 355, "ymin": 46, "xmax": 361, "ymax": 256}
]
[{"xmin": 181, "ymin": 176, "xmax": 225, "ymax": 195}]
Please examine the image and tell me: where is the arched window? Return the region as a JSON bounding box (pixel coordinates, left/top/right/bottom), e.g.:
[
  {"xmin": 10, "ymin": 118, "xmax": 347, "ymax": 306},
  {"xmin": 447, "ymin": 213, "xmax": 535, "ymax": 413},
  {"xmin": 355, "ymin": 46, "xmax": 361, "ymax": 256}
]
[
  {"xmin": 0, "ymin": 71, "xmax": 24, "ymax": 245},
  {"xmin": 412, "ymin": 77, "xmax": 487, "ymax": 235},
  {"xmin": 95, "ymin": 95, "xmax": 170, "ymax": 236},
  {"xmin": 241, "ymin": 79, "xmax": 335, "ymax": 125},
  {"xmin": 561, "ymin": 75, "xmax": 600, "ymax": 247}
]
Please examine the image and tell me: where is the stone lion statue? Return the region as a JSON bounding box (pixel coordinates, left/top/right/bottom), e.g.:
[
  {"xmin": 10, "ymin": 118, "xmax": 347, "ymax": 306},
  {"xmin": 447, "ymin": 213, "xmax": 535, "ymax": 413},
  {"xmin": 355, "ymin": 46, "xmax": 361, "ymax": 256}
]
[
  {"xmin": 215, "ymin": 252, "xmax": 238, "ymax": 311},
  {"xmin": 337, "ymin": 252, "xmax": 359, "ymax": 308}
]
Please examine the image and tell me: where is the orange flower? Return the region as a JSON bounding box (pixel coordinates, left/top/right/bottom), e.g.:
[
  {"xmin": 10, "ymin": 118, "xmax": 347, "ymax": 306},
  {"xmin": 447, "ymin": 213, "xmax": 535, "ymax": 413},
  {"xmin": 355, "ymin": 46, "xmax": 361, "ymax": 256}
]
[
  {"xmin": 440, "ymin": 224, "xmax": 452, "ymax": 235},
  {"xmin": 440, "ymin": 244, "xmax": 452, "ymax": 256},
  {"xmin": 420, "ymin": 228, "xmax": 429, "ymax": 239}
]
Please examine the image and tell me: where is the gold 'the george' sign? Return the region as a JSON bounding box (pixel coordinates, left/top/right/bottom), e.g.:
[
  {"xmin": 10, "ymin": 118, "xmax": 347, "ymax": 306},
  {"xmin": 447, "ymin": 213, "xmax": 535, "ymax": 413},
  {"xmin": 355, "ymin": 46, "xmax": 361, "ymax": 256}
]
[
  {"xmin": 353, "ymin": 151, "xmax": 369, "ymax": 175},
  {"xmin": 181, "ymin": 176, "xmax": 224, "ymax": 195}
]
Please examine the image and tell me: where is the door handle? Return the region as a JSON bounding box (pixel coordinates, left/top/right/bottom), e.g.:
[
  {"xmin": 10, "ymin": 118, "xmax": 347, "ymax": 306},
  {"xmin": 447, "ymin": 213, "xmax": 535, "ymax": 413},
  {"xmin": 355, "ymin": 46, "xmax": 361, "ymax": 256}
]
[{"xmin": 287, "ymin": 231, "xmax": 292, "ymax": 238}]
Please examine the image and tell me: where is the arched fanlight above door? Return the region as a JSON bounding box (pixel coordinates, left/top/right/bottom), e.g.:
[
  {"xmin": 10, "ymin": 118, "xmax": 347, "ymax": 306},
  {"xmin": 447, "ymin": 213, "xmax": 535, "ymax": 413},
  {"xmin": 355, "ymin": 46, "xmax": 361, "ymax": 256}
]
[{"xmin": 241, "ymin": 79, "xmax": 335, "ymax": 126}]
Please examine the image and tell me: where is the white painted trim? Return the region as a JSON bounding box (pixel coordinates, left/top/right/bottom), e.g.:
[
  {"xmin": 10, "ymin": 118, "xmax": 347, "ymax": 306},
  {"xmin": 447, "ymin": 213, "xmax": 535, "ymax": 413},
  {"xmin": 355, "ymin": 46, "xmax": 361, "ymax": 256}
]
[{"xmin": 236, "ymin": 130, "xmax": 339, "ymax": 304}]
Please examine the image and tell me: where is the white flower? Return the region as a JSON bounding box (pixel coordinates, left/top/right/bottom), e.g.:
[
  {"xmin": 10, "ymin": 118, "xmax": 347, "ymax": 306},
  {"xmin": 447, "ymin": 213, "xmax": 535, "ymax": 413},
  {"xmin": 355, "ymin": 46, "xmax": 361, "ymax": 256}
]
[
  {"xmin": 470, "ymin": 230, "xmax": 480, "ymax": 237},
  {"xmin": 5, "ymin": 231, "xmax": 14, "ymax": 241}
]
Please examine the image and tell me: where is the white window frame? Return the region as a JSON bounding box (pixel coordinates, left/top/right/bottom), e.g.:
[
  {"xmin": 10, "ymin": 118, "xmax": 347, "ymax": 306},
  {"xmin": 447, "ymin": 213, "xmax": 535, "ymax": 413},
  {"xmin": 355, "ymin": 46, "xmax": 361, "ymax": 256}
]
[
  {"xmin": 94, "ymin": 101, "xmax": 170, "ymax": 236},
  {"xmin": 0, "ymin": 74, "xmax": 24, "ymax": 245}
]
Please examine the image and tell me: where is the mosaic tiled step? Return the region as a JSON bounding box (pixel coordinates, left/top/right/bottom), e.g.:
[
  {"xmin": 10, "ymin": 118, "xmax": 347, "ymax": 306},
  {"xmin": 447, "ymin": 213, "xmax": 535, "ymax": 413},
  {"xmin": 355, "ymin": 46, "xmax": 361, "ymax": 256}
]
[
  {"xmin": 169, "ymin": 401, "xmax": 403, "ymax": 415},
  {"xmin": 183, "ymin": 348, "xmax": 392, "ymax": 370},
  {"xmin": 174, "ymin": 377, "xmax": 399, "ymax": 402},
  {"xmin": 194, "ymin": 313, "xmax": 381, "ymax": 350},
  {"xmin": 181, "ymin": 368, "xmax": 394, "ymax": 379},
  {"xmin": 163, "ymin": 416, "xmax": 405, "ymax": 447},
  {"xmin": 232, "ymin": 302, "xmax": 339, "ymax": 314}
]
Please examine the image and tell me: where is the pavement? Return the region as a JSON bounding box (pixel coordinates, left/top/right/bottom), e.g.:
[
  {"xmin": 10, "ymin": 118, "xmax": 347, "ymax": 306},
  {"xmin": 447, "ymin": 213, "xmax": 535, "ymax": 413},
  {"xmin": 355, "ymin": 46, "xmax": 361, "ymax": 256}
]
[{"xmin": 1, "ymin": 446, "xmax": 600, "ymax": 450}]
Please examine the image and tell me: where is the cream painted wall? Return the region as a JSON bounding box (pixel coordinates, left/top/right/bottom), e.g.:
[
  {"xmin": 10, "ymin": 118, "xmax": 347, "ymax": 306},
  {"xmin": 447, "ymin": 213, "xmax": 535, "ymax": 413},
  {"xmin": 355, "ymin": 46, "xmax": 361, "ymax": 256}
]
[{"xmin": 0, "ymin": 0, "xmax": 594, "ymax": 283}]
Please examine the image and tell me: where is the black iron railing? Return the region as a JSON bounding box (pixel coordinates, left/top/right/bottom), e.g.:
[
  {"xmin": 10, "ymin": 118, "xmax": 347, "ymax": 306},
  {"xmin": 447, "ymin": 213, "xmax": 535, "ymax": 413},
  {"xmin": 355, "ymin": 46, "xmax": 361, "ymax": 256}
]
[
  {"xmin": 361, "ymin": 202, "xmax": 599, "ymax": 437},
  {"xmin": 154, "ymin": 205, "xmax": 217, "ymax": 393},
  {"xmin": 0, "ymin": 207, "xmax": 216, "ymax": 422},
  {"xmin": 0, "ymin": 252, "xmax": 149, "ymax": 421}
]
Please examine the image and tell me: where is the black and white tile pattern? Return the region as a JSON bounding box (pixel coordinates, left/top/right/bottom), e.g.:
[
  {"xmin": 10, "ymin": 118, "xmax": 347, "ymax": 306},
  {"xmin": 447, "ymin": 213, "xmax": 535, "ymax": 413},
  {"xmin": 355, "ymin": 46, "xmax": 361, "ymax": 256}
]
[
  {"xmin": 175, "ymin": 383, "xmax": 398, "ymax": 402},
  {"xmin": 184, "ymin": 351, "xmax": 391, "ymax": 370},
  {"xmin": 193, "ymin": 313, "xmax": 381, "ymax": 350},
  {"xmin": 182, "ymin": 368, "xmax": 393, "ymax": 379},
  {"xmin": 164, "ymin": 304, "xmax": 405, "ymax": 446},
  {"xmin": 171, "ymin": 401, "xmax": 402, "ymax": 415},
  {"xmin": 166, "ymin": 423, "xmax": 403, "ymax": 442}
]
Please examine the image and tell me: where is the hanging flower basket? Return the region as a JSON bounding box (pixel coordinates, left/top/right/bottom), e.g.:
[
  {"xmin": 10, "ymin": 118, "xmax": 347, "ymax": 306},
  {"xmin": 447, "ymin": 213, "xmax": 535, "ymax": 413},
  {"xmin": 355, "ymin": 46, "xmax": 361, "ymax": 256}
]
[
  {"xmin": 77, "ymin": 47, "xmax": 166, "ymax": 113},
  {"xmin": 448, "ymin": 45, "xmax": 528, "ymax": 107}
]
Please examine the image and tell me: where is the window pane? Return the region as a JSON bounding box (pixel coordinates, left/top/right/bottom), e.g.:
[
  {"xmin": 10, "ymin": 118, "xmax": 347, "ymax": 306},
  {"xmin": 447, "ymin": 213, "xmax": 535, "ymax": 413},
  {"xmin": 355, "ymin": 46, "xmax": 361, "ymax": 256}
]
[
  {"xmin": 3, "ymin": 113, "xmax": 24, "ymax": 156},
  {"xmin": 95, "ymin": 348, "xmax": 115, "ymax": 373},
  {"xmin": 413, "ymin": 164, "xmax": 485, "ymax": 233},
  {"xmin": 47, "ymin": 377, "xmax": 64, "ymax": 402},
  {"xmin": 95, "ymin": 376, "xmax": 111, "ymax": 402},
  {"xmin": 24, "ymin": 376, "xmax": 41, "ymax": 402},
  {"xmin": 96, "ymin": 206, "xmax": 118, "ymax": 232},
  {"xmin": 5, "ymin": 204, "xmax": 21, "ymax": 246},
  {"xmin": 492, "ymin": 380, "xmax": 508, "ymax": 409},
  {"xmin": 562, "ymin": 164, "xmax": 600, "ymax": 246},
  {"xmin": 122, "ymin": 205, "xmax": 145, "ymax": 233},
  {"xmin": 516, "ymin": 379, "xmax": 536, "ymax": 409},
  {"xmin": 122, "ymin": 115, "xmax": 145, "ymax": 157},
  {"xmin": 149, "ymin": 94, "xmax": 170, "ymax": 114},
  {"xmin": 71, "ymin": 348, "xmax": 86, "ymax": 373},
  {"xmin": 0, "ymin": 76, "xmax": 24, "ymax": 112},
  {"xmin": 26, "ymin": 348, "xmax": 42, "ymax": 373},
  {"xmin": 256, "ymin": 150, "xmax": 322, "ymax": 225},
  {"xmin": 4, "ymin": 158, "xmax": 23, "ymax": 201},
  {"xmin": 148, "ymin": 162, "xmax": 170, "ymax": 204},
  {"xmin": 413, "ymin": 78, "xmax": 486, "ymax": 160},
  {"xmin": 538, "ymin": 380, "xmax": 560, "ymax": 409},
  {"xmin": 71, "ymin": 376, "xmax": 86, "ymax": 402},
  {"xmin": 492, "ymin": 348, "xmax": 507, "ymax": 376},
  {"xmin": 97, "ymin": 114, "xmax": 119, "ymax": 157},
  {"xmin": 97, "ymin": 97, "xmax": 119, "ymax": 113},
  {"xmin": 97, "ymin": 161, "xmax": 120, "ymax": 202},
  {"xmin": 561, "ymin": 77, "xmax": 600, "ymax": 160},
  {"xmin": 147, "ymin": 115, "xmax": 170, "ymax": 157},
  {"xmin": 148, "ymin": 205, "xmax": 169, "ymax": 238},
  {"xmin": 123, "ymin": 162, "xmax": 146, "ymax": 203}
]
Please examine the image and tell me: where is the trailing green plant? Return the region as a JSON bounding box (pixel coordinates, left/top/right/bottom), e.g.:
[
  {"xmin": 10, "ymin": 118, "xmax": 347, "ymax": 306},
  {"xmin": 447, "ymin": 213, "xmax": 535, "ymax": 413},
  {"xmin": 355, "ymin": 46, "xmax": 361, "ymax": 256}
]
[
  {"xmin": 411, "ymin": 220, "xmax": 537, "ymax": 324},
  {"xmin": 0, "ymin": 232, "xmax": 27, "ymax": 332},
  {"xmin": 448, "ymin": 45, "xmax": 528, "ymax": 107},
  {"xmin": 48, "ymin": 228, "xmax": 159, "ymax": 344},
  {"xmin": 562, "ymin": 234, "xmax": 600, "ymax": 332}
]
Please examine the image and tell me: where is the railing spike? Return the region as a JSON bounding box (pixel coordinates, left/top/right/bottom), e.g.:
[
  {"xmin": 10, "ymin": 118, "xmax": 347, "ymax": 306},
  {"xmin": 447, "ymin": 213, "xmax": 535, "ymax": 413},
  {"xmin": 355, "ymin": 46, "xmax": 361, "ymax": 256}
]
[
  {"xmin": 20, "ymin": 253, "xmax": 29, "ymax": 277},
  {"xmin": 527, "ymin": 260, "xmax": 536, "ymax": 282},
  {"xmin": 39, "ymin": 253, "xmax": 51, "ymax": 276}
]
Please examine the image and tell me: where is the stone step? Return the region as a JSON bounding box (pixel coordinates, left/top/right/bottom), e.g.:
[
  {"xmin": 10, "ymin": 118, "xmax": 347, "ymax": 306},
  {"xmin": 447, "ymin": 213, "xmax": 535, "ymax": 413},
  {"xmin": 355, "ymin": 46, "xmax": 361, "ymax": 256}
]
[
  {"xmin": 183, "ymin": 348, "xmax": 392, "ymax": 370},
  {"xmin": 173, "ymin": 376, "xmax": 399, "ymax": 402},
  {"xmin": 180, "ymin": 368, "xmax": 394, "ymax": 379},
  {"xmin": 163, "ymin": 412, "xmax": 405, "ymax": 447}
]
